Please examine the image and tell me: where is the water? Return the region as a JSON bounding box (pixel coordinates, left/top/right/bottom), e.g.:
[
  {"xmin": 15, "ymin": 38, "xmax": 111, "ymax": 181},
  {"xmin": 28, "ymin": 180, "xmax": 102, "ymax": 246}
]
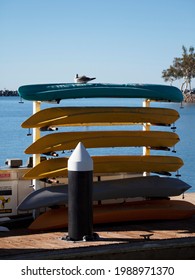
[{"xmin": 0, "ymin": 96, "xmax": 194, "ymax": 192}]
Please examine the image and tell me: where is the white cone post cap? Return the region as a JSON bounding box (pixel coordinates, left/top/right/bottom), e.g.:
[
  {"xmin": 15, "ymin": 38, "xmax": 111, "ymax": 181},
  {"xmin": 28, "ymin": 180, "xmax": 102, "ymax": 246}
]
[{"xmin": 68, "ymin": 142, "xmax": 93, "ymax": 171}]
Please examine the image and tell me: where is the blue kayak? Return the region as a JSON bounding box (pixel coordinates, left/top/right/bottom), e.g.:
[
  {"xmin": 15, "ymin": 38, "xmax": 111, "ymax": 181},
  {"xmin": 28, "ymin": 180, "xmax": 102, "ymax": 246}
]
[{"xmin": 18, "ymin": 83, "xmax": 183, "ymax": 102}]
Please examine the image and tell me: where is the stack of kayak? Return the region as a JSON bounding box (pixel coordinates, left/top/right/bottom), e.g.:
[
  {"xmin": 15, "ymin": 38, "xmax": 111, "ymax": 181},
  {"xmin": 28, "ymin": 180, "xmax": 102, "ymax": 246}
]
[{"xmin": 17, "ymin": 83, "xmax": 195, "ymax": 230}]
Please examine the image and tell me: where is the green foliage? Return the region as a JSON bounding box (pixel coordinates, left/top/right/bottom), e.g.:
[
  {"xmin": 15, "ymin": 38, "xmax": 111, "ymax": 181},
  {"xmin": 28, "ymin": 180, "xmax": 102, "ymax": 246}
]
[{"xmin": 162, "ymin": 46, "xmax": 195, "ymax": 91}]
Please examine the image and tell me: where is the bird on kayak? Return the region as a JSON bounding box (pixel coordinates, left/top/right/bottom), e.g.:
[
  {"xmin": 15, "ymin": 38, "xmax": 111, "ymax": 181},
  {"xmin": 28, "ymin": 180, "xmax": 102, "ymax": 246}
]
[{"xmin": 74, "ymin": 74, "xmax": 96, "ymax": 83}]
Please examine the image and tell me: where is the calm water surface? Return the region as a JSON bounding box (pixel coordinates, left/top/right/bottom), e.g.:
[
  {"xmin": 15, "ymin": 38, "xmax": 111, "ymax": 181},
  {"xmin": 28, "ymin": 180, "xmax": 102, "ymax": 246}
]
[{"xmin": 0, "ymin": 96, "xmax": 194, "ymax": 191}]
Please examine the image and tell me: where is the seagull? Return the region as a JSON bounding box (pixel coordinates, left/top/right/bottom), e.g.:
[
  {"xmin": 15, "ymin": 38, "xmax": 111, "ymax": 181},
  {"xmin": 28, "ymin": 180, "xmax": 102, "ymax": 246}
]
[{"xmin": 74, "ymin": 74, "xmax": 96, "ymax": 83}]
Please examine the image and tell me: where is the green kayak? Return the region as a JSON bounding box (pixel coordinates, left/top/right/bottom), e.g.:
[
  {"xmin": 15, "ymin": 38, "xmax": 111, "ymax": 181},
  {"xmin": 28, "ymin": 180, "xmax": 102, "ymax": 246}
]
[{"xmin": 18, "ymin": 83, "xmax": 183, "ymax": 102}]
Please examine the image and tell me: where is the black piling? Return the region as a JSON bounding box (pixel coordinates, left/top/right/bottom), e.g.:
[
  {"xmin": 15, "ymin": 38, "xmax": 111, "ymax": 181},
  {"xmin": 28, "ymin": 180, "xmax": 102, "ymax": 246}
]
[{"xmin": 65, "ymin": 142, "xmax": 98, "ymax": 241}]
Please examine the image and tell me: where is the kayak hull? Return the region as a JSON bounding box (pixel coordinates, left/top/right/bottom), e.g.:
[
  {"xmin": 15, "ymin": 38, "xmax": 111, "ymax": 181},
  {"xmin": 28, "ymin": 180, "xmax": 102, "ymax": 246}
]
[
  {"xmin": 28, "ymin": 200, "xmax": 195, "ymax": 231},
  {"xmin": 18, "ymin": 83, "xmax": 183, "ymax": 102},
  {"xmin": 18, "ymin": 176, "xmax": 191, "ymax": 211},
  {"xmin": 21, "ymin": 106, "xmax": 180, "ymax": 128},
  {"xmin": 25, "ymin": 131, "xmax": 180, "ymax": 154},
  {"xmin": 23, "ymin": 155, "xmax": 184, "ymax": 179}
]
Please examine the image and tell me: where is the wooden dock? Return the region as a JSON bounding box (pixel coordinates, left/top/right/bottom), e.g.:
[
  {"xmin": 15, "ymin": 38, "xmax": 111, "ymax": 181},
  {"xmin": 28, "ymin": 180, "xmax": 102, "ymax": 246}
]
[{"xmin": 1, "ymin": 193, "xmax": 195, "ymax": 260}]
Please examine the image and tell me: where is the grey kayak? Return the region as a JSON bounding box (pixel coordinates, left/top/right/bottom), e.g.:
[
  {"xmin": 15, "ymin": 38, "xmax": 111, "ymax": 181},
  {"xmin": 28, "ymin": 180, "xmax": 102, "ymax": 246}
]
[{"xmin": 18, "ymin": 176, "xmax": 191, "ymax": 211}]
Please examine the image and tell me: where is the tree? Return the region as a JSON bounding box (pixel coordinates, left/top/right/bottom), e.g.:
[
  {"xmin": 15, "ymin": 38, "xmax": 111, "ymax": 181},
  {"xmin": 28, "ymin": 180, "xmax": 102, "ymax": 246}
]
[{"xmin": 162, "ymin": 46, "xmax": 195, "ymax": 92}]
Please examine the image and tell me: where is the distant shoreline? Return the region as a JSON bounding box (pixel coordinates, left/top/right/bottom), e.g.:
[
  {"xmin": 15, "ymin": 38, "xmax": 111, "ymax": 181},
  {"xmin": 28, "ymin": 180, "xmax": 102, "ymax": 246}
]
[
  {"xmin": 0, "ymin": 90, "xmax": 18, "ymax": 97},
  {"xmin": 0, "ymin": 90, "xmax": 195, "ymax": 103}
]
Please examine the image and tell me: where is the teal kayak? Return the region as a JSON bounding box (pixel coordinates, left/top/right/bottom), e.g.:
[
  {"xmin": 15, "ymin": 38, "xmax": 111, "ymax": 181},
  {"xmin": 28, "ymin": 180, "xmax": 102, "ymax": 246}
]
[{"xmin": 18, "ymin": 83, "xmax": 183, "ymax": 102}]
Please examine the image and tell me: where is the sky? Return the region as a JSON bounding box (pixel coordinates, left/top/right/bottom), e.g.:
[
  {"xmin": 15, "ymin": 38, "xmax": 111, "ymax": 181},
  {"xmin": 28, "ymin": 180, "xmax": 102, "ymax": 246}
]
[{"xmin": 1, "ymin": 0, "xmax": 195, "ymax": 90}]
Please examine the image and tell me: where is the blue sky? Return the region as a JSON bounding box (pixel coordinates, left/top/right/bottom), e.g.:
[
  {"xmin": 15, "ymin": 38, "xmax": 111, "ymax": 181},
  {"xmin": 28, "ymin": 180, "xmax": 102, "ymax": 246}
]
[{"xmin": 1, "ymin": 0, "xmax": 195, "ymax": 90}]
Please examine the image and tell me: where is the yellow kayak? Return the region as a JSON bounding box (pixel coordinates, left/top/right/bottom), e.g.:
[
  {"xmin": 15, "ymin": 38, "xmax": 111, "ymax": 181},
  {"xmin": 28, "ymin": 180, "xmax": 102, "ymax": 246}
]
[
  {"xmin": 22, "ymin": 107, "xmax": 180, "ymax": 128},
  {"xmin": 25, "ymin": 130, "xmax": 179, "ymax": 154},
  {"xmin": 23, "ymin": 155, "xmax": 183, "ymax": 179}
]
